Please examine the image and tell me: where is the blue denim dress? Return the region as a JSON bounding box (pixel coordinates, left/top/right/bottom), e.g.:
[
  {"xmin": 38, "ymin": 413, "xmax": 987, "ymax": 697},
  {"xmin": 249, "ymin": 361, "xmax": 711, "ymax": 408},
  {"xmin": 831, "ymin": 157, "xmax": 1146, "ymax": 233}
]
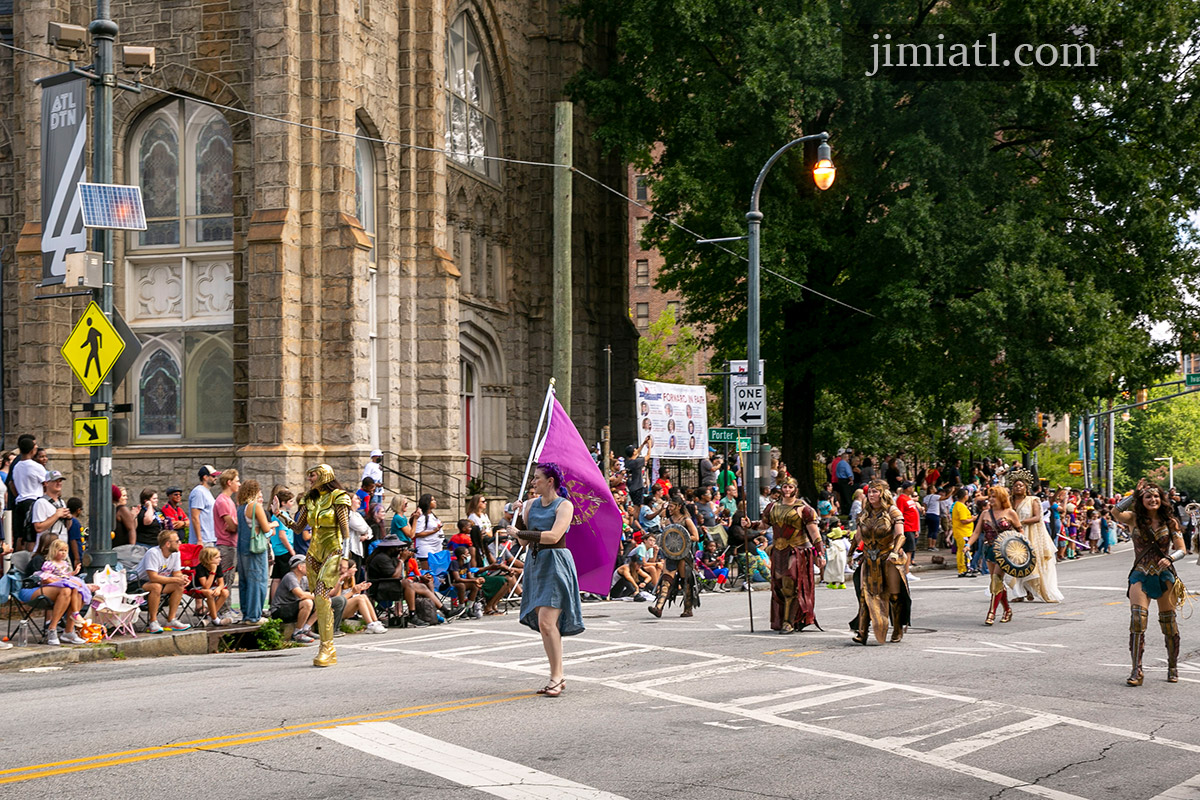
[{"xmin": 519, "ymin": 496, "xmax": 585, "ymax": 636}]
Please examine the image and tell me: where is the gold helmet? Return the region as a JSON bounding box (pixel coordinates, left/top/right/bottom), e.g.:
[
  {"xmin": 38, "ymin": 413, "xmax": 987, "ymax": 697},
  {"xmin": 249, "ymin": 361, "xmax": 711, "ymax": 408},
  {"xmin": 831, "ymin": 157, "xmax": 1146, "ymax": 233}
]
[
  {"xmin": 307, "ymin": 463, "xmax": 336, "ymax": 486},
  {"xmin": 1007, "ymin": 466, "xmax": 1036, "ymax": 491}
]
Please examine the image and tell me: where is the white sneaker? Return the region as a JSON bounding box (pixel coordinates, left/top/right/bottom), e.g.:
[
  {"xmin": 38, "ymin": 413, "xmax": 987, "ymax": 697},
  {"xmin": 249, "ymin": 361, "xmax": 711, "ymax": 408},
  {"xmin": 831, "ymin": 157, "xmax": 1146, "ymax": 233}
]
[
  {"xmin": 366, "ymin": 621, "xmax": 386, "ymax": 634},
  {"xmin": 62, "ymin": 632, "xmax": 86, "ymax": 645},
  {"xmin": 147, "ymin": 622, "xmax": 164, "ymax": 634},
  {"xmin": 166, "ymin": 619, "xmax": 192, "ymax": 631},
  {"xmin": 0, "ymin": 640, "xmax": 11, "ymax": 649},
  {"xmin": 908, "ymin": 574, "xmax": 921, "ymax": 582},
  {"xmin": 46, "ymin": 631, "xmax": 62, "ymax": 646},
  {"xmin": 470, "ymin": 602, "xmax": 484, "ymax": 619}
]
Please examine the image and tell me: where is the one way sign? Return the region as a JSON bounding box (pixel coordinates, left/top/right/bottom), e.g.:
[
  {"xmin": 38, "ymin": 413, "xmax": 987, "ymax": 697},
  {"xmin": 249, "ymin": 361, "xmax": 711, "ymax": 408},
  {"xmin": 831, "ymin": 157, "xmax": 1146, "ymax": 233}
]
[{"xmin": 732, "ymin": 384, "xmax": 766, "ymax": 427}]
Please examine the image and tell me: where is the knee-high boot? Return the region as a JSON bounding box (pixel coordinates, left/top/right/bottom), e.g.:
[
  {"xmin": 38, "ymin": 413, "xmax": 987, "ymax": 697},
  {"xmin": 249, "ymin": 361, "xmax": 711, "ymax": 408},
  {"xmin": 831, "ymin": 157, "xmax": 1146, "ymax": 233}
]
[
  {"xmin": 649, "ymin": 576, "xmax": 672, "ymax": 618},
  {"xmin": 313, "ymin": 595, "xmax": 337, "ymax": 668},
  {"xmin": 1128, "ymin": 607, "xmax": 1148, "ymax": 686},
  {"xmin": 888, "ymin": 595, "xmax": 904, "ymax": 642},
  {"xmin": 998, "ymin": 590, "xmax": 1012, "ymax": 623},
  {"xmin": 852, "ymin": 601, "xmax": 870, "ymax": 645},
  {"xmin": 681, "ymin": 573, "xmax": 695, "ymax": 618},
  {"xmin": 1161, "ymin": 610, "xmax": 1180, "ymax": 683}
]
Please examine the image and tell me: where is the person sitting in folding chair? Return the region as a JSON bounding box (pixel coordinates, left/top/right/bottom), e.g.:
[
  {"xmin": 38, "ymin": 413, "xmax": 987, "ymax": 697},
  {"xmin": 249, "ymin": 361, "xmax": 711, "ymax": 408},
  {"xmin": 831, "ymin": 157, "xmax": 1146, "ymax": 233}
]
[{"xmin": 133, "ymin": 529, "xmax": 192, "ymax": 633}]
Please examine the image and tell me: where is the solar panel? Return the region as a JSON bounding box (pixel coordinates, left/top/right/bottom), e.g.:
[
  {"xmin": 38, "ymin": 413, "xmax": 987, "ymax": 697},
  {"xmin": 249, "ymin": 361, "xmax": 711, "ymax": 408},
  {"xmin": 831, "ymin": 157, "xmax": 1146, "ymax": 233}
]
[{"xmin": 78, "ymin": 183, "xmax": 147, "ymax": 230}]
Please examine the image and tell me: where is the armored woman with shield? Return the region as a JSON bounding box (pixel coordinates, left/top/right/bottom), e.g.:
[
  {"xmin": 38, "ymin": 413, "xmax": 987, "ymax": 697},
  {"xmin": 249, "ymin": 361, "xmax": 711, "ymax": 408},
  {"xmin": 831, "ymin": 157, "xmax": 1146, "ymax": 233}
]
[{"xmin": 649, "ymin": 492, "xmax": 701, "ymax": 618}]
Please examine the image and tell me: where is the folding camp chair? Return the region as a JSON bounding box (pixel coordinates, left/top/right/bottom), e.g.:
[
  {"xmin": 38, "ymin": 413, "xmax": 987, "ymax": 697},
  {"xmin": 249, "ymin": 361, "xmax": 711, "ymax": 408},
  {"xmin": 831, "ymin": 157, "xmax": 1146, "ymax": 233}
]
[
  {"xmin": 176, "ymin": 543, "xmax": 204, "ymax": 622},
  {"xmin": 90, "ymin": 565, "xmax": 146, "ymax": 639},
  {"xmin": 3, "ymin": 551, "xmax": 52, "ymax": 643},
  {"xmin": 425, "ymin": 550, "xmax": 464, "ymax": 618}
]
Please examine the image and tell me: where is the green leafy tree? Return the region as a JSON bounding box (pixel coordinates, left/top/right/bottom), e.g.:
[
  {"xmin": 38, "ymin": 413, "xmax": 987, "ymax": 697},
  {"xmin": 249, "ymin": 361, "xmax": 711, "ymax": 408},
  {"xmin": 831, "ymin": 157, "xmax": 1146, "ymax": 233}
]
[
  {"xmin": 569, "ymin": 0, "xmax": 1200, "ymax": 499},
  {"xmin": 637, "ymin": 304, "xmax": 702, "ymax": 382}
]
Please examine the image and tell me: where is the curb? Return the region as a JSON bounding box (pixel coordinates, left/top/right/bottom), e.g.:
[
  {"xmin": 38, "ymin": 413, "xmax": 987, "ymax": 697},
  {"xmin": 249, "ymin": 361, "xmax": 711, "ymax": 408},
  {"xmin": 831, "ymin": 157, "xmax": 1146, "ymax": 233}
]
[{"xmin": 0, "ymin": 627, "xmax": 221, "ymax": 671}]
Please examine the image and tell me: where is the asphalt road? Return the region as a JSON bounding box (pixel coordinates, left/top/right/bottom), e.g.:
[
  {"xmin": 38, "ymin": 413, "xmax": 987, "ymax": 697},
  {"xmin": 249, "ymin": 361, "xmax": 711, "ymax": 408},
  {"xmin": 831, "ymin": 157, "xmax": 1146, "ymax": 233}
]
[{"xmin": 3, "ymin": 542, "xmax": 1199, "ymax": 800}]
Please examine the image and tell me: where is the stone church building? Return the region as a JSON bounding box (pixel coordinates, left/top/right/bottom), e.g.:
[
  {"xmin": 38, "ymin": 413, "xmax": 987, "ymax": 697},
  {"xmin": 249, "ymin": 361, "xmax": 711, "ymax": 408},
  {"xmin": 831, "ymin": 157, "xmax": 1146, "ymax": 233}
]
[{"xmin": 0, "ymin": 0, "xmax": 635, "ymax": 509}]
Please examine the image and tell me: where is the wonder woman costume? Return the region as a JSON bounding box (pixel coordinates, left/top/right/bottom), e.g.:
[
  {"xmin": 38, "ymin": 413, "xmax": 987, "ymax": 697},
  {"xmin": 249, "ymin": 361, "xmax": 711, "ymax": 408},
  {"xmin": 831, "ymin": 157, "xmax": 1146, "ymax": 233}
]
[{"xmin": 291, "ymin": 464, "xmax": 351, "ymax": 667}]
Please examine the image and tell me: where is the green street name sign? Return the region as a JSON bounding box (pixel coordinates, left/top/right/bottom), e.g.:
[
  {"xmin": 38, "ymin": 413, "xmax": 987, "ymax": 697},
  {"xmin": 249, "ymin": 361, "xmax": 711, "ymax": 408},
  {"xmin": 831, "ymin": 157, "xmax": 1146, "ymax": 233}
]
[
  {"xmin": 737, "ymin": 437, "xmax": 752, "ymax": 453},
  {"xmin": 1187, "ymin": 373, "xmax": 1200, "ymax": 387},
  {"xmin": 709, "ymin": 428, "xmax": 739, "ymax": 443}
]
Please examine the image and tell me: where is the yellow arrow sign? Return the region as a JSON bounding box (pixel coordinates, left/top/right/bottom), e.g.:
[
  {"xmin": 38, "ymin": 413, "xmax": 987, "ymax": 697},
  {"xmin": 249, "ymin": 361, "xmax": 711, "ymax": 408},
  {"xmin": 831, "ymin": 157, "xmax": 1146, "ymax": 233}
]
[
  {"xmin": 61, "ymin": 301, "xmax": 125, "ymax": 396},
  {"xmin": 73, "ymin": 416, "xmax": 110, "ymax": 447}
]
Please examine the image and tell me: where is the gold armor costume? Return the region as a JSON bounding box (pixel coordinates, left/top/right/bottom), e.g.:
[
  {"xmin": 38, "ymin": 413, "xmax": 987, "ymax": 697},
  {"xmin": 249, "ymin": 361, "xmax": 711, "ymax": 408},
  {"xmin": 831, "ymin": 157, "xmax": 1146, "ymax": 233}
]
[
  {"xmin": 764, "ymin": 501, "xmax": 819, "ymax": 633},
  {"xmin": 852, "ymin": 505, "xmax": 910, "ymax": 644},
  {"xmin": 291, "ymin": 464, "xmax": 351, "ymax": 667}
]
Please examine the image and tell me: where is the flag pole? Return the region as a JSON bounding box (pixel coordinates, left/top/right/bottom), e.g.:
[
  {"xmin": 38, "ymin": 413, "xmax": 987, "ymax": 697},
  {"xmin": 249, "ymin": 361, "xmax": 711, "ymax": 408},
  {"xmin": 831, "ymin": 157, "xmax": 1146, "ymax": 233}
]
[{"xmin": 499, "ymin": 379, "xmax": 557, "ymax": 610}]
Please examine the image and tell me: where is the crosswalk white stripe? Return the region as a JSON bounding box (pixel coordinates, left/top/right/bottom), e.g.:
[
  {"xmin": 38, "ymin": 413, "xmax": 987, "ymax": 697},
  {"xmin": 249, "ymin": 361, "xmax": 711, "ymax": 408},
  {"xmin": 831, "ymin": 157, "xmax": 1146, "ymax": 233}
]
[
  {"xmin": 506, "ymin": 644, "xmax": 628, "ymax": 667},
  {"xmin": 729, "ymin": 682, "xmax": 852, "ymax": 708},
  {"xmin": 926, "ymin": 717, "xmax": 1059, "ymax": 759},
  {"xmin": 562, "ymin": 647, "xmax": 654, "ymax": 666},
  {"xmin": 1149, "ymin": 772, "xmax": 1200, "ymax": 799},
  {"xmin": 761, "ymin": 684, "xmax": 889, "ymax": 714},
  {"xmin": 874, "ymin": 705, "xmax": 1009, "ymax": 747},
  {"xmin": 632, "ymin": 662, "xmax": 756, "ymax": 688},
  {"xmin": 607, "ymin": 658, "xmax": 733, "ymax": 681},
  {"xmin": 316, "ymin": 721, "xmax": 630, "ymax": 800}
]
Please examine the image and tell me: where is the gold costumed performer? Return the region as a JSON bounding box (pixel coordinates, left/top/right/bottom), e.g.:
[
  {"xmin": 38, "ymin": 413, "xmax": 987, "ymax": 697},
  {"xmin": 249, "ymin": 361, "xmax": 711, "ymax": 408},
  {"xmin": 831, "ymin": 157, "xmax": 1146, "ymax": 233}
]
[
  {"xmin": 1005, "ymin": 467, "xmax": 1063, "ymax": 604},
  {"xmin": 1112, "ymin": 481, "xmax": 1186, "ymax": 686},
  {"xmin": 850, "ymin": 480, "xmax": 911, "ymax": 644},
  {"xmin": 290, "ymin": 464, "xmax": 351, "ymax": 667},
  {"xmin": 758, "ymin": 478, "xmax": 823, "ymax": 634}
]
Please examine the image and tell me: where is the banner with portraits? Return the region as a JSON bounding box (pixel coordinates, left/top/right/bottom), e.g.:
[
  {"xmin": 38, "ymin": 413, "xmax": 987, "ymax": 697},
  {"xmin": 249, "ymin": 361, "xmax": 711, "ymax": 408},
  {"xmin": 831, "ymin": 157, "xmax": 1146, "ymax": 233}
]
[{"xmin": 635, "ymin": 379, "xmax": 708, "ymax": 459}]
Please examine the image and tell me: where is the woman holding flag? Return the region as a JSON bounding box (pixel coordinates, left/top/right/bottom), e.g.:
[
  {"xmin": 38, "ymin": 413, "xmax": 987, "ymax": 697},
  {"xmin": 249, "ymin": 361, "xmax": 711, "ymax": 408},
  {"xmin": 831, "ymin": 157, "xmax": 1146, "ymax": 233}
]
[{"xmin": 509, "ymin": 462, "xmax": 585, "ymax": 697}]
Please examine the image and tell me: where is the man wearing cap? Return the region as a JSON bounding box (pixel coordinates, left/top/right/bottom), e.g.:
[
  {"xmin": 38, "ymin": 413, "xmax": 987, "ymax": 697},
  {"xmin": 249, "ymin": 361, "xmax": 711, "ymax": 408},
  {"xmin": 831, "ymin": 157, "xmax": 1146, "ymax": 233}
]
[
  {"xmin": 189, "ymin": 466, "xmax": 220, "ymax": 547},
  {"xmin": 32, "ymin": 470, "xmax": 71, "ymax": 542},
  {"xmin": 269, "ymin": 555, "xmax": 316, "ymax": 644},
  {"xmin": 162, "ymin": 487, "xmax": 188, "ymax": 536},
  {"xmin": 363, "ymin": 450, "xmax": 384, "ymax": 486}
]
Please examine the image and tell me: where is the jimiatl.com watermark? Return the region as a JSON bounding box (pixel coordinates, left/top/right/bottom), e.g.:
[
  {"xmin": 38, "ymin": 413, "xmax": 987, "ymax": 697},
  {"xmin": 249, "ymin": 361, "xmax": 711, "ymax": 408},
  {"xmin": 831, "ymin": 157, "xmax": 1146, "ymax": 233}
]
[
  {"xmin": 845, "ymin": 27, "xmax": 1118, "ymax": 81},
  {"xmin": 866, "ymin": 32, "xmax": 1096, "ymax": 76}
]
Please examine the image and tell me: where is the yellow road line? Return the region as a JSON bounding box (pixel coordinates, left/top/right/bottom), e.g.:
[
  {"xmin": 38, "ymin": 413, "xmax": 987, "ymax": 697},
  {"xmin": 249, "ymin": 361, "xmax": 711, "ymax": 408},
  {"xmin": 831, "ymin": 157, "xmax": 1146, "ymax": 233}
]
[
  {"xmin": 787, "ymin": 651, "xmax": 822, "ymax": 657},
  {"xmin": 1, "ymin": 693, "xmax": 531, "ymax": 785},
  {"xmin": 763, "ymin": 649, "xmax": 793, "ymax": 655}
]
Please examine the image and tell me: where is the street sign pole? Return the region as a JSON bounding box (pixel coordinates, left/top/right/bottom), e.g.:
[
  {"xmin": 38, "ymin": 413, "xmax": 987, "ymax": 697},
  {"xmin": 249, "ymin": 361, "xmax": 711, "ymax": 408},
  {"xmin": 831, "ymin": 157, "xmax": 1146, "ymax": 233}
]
[{"xmin": 88, "ymin": 3, "xmax": 118, "ymax": 574}]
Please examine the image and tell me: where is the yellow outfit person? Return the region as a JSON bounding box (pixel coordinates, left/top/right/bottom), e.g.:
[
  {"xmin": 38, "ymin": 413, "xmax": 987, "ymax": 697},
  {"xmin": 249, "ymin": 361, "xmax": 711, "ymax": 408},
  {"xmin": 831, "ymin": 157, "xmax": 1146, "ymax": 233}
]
[
  {"xmin": 292, "ymin": 464, "xmax": 351, "ymax": 667},
  {"xmin": 951, "ymin": 500, "xmax": 973, "ymax": 575}
]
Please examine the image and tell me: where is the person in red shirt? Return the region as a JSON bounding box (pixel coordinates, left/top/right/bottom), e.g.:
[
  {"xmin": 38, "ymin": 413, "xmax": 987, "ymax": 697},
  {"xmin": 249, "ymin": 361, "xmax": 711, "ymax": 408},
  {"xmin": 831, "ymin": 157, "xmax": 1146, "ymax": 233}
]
[
  {"xmin": 653, "ymin": 467, "xmax": 673, "ymax": 496},
  {"xmin": 161, "ymin": 487, "xmax": 189, "ymax": 537},
  {"xmin": 896, "ymin": 481, "xmax": 921, "ymax": 573}
]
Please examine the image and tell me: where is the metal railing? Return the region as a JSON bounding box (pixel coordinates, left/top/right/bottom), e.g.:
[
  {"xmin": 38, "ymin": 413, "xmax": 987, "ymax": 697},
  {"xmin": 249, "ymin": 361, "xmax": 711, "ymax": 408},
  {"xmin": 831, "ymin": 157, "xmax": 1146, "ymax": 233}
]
[
  {"xmin": 465, "ymin": 457, "xmax": 525, "ymax": 501},
  {"xmin": 383, "ymin": 452, "xmax": 465, "ymax": 509}
]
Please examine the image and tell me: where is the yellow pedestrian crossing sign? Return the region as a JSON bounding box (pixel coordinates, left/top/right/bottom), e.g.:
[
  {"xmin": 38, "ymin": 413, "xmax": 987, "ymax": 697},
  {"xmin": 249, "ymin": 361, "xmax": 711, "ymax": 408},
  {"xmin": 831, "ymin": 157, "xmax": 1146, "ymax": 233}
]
[
  {"xmin": 73, "ymin": 417, "xmax": 110, "ymax": 447},
  {"xmin": 62, "ymin": 301, "xmax": 125, "ymax": 396}
]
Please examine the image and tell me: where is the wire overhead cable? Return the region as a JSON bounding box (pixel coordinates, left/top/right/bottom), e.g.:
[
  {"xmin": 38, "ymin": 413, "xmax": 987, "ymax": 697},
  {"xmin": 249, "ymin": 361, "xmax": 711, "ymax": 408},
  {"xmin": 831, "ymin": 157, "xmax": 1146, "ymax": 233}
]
[{"xmin": 1, "ymin": 38, "xmax": 874, "ymax": 318}]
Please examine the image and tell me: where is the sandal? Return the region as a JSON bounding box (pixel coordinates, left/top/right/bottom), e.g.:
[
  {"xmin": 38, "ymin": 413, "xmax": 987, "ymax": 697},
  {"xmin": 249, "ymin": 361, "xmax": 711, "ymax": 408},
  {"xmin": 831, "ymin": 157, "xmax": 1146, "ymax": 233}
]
[
  {"xmin": 1000, "ymin": 608, "xmax": 1013, "ymax": 623},
  {"xmin": 537, "ymin": 679, "xmax": 565, "ymax": 697},
  {"xmin": 484, "ymin": 609, "xmax": 504, "ymax": 616},
  {"xmin": 985, "ymin": 611, "xmax": 995, "ymax": 626}
]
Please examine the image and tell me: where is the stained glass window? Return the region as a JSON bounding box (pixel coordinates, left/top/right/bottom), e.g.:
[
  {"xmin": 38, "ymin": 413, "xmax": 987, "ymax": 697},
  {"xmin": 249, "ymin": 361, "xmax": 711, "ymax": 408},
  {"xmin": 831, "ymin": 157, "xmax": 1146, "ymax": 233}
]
[
  {"xmin": 190, "ymin": 338, "xmax": 233, "ymax": 437},
  {"xmin": 445, "ymin": 15, "xmax": 501, "ymax": 182},
  {"xmin": 195, "ymin": 116, "xmax": 233, "ymax": 243},
  {"xmin": 355, "ymin": 126, "xmax": 376, "ymax": 259},
  {"xmin": 138, "ymin": 349, "xmax": 181, "ymax": 436},
  {"xmin": 138, "ymin": 118, "xmax": 180, "ymax": 246}
]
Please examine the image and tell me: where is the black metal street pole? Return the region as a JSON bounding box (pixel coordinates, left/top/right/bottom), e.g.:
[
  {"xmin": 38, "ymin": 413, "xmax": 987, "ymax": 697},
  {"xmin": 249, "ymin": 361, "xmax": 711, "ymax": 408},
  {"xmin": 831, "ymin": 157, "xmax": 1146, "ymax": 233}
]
[{"xmin": 87, "ymin": 1, "xmax": 117, "ymax": 574}]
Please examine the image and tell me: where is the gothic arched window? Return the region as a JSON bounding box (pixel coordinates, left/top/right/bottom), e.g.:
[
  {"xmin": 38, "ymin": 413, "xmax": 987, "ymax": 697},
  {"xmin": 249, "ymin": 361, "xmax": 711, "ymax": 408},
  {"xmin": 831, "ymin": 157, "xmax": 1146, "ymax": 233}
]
[
  {"xmin": 138, "ymin": 348, "xmax": 181, "ymax": 436},
  {"xmin": 445, "ymin": 14, "xmax": 500, "ymax": 182},
  {"xmin": 126, "ymin": 98, "xmax": 234, "ymax": 442}
]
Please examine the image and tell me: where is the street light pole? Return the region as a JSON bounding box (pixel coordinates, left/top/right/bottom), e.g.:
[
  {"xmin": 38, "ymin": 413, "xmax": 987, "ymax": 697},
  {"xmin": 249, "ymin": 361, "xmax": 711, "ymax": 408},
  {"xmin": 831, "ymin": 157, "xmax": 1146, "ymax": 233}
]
[
  {"xmin": 88, "ymin": 1, "xmax": 118, "ymax": 572},
  {"xmin": 744, "ymin": 132, "xmax": 832, "ymax": 522}
]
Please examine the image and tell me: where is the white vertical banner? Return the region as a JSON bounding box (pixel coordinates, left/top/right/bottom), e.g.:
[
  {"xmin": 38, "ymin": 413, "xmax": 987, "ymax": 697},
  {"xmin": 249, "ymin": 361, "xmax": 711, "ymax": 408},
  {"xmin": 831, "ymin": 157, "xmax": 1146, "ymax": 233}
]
[
  {"xmin": 40, "ymin": 74, "xmax": 89, "ymax": 286},
  {"xmin": 635, "ymin": 379, "xmax": 708, "ymax": 459}
]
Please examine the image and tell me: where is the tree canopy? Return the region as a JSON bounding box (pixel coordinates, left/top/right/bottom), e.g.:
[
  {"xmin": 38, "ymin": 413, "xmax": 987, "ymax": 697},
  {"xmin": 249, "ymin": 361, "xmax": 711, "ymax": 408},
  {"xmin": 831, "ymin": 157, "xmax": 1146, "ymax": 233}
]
[{"xmin": 568, "ymin": 0, "xmax": 1200, "ymax": 497}]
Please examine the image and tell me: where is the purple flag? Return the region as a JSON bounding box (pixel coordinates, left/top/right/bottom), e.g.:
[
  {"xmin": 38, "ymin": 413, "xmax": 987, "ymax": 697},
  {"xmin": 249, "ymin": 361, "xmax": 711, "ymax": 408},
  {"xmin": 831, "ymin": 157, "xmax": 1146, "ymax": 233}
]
[{"xmin": 535, "ymin": 395, "xmax": 622, "ymax": 595}]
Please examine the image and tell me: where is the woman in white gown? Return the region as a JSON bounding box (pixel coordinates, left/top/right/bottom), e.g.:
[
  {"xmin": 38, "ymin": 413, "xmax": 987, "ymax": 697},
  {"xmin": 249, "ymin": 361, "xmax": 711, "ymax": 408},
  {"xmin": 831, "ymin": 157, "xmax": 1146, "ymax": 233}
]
[{"xmin": 1006, "ymin": 467, "xmax": 1063, "ymax": 603}]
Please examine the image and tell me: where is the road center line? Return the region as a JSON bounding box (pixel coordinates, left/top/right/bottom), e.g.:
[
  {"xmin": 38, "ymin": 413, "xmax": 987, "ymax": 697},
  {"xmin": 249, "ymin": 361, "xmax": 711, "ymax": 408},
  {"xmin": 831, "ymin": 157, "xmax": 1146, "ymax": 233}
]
[{"xmin": 316, "ymin": 721, "xmax": 629, "ymax": 800}]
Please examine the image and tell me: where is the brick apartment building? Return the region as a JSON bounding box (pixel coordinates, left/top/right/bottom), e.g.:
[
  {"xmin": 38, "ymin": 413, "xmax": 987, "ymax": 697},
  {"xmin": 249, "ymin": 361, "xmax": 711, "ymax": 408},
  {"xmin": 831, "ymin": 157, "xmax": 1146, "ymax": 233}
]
[{"xmin": 626, "ymin": 164, "xmax": 711, "ymax": 386}]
